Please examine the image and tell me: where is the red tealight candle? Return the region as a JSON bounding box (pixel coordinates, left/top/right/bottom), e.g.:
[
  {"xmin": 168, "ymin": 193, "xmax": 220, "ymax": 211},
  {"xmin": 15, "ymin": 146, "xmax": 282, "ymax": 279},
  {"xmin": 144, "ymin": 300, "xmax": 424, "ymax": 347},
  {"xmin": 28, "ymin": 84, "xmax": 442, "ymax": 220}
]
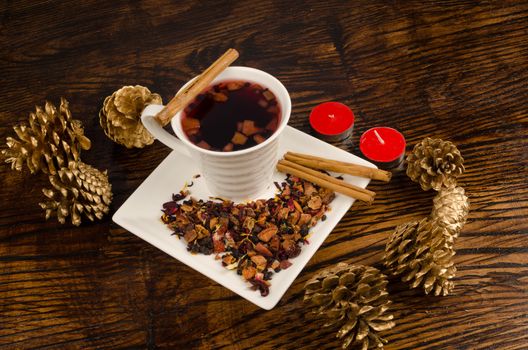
[
  {"xmin": 309, "ymin": 102, "xmax": 354, "ymax": 141},
  {"xmin": 359, "ymin": 127, "xmax": 406, "ymax": 170}
]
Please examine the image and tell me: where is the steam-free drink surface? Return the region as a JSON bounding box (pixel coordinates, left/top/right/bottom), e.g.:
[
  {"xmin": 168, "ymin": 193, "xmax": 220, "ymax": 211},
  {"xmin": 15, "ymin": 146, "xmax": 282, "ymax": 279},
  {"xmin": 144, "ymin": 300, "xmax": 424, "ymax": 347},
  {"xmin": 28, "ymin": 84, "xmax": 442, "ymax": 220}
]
[{"xmin": 181, "ymin": 80, "xmax": 281, "ymax": 152}]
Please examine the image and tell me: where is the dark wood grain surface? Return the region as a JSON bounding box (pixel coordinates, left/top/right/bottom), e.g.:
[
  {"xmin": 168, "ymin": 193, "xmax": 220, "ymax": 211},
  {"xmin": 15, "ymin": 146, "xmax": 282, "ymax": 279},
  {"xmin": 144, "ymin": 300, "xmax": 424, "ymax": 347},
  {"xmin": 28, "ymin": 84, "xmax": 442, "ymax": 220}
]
[{"xmin": 1, "ymin": 1, "xmax": 527, "ymax": 349}]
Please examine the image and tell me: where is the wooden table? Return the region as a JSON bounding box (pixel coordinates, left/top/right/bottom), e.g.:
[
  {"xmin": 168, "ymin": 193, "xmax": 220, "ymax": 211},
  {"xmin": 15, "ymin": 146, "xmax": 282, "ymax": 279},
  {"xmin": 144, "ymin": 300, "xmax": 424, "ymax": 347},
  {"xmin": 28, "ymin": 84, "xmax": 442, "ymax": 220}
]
[{"xmin": 1, "ymin": 1, "xmax": 527, "ymax": 349}]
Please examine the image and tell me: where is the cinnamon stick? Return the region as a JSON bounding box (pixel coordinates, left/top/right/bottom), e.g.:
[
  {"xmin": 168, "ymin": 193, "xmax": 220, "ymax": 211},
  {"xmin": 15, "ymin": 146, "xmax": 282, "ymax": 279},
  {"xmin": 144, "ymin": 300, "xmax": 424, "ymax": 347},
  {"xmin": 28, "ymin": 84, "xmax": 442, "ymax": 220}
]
[
  {"xmin": 285, "ymin": 151, "xmax": 391, "ymax": 182},
  {"xmin": 154, "ymin": 48, "xmax": 239, "ymax": 126},
  {"xmin": 276, "ymin": 160, "xmax": 375, "ymax": 204},
  {"xmin": 279, "ymin": 159, "xmax": 375, "ymax": 196}
]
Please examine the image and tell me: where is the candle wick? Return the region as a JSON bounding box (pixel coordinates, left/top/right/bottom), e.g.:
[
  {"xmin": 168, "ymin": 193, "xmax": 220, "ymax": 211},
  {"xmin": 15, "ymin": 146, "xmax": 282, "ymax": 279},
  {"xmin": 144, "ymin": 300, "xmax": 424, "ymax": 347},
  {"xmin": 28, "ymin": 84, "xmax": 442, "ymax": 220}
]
[
  {"xmin": 328, "ymin": 114, "xmax": 335, "ymax": 119},
  {"xmin": 374, "ymin": 130, "xmax": 385, "ymax": 145}
]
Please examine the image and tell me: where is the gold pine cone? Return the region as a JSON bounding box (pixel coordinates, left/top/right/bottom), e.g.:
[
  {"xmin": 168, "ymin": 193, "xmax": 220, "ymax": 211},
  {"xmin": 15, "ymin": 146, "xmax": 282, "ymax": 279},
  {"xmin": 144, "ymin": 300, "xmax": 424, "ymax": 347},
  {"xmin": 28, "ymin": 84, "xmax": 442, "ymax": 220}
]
[
  {"xmin": 304, "ymin": 263, "xmax": 395, "ymax": 350},
  {"xmin": 384, "ymin": 218, "xmax": 456, "ymax": 296},
  {"xmin": 2, "ymin": 98, "xmax": 91, "ymax": 175},
  {"xmin": 431, "ymin": 186, "xmax": 469, "ymax": 236},
  {"xmin": 406, "ymin": 137, "xmax": 465, "ymax": 191},
  {"xmin": 39, "ymin": 161, "xmax": 112, "ymax": 226},
  {"xmin": 99, "ymin": 85, "xmax": 162, "ymax": 148}
]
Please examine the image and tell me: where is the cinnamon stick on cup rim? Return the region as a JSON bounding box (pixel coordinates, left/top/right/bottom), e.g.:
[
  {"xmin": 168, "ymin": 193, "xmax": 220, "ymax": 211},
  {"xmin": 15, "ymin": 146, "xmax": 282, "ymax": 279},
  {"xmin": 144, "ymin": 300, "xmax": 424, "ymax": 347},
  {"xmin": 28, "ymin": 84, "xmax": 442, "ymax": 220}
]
[
  {"xmin": 154, "ymin": 48, "xmax": 239, "ymax": 126},
  {"xmin": 276, "ymin": 160, "xmax": 375, "ymax": 204},
  {"xmin": 284, "ymin": 151, "xmax": 391, "ymax": 182}
]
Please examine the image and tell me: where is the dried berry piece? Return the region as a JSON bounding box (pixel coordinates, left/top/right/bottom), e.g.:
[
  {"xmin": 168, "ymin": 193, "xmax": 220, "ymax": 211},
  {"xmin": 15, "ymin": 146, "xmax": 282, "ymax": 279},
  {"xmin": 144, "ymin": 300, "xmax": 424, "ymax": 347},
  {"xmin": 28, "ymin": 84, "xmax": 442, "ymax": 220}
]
[
  {"xmin": 212, "ymin": 92, "xmax": 228, "ymax": 102},
  {"xmin": 293, "ymin": 200, "xmax": 303, "ymax": 212},
  {"xmin": 255, "ymin": 243, "xmax": 273, "ymax": 257},
  {"xmin": 186, "ymin": 128, "xmax": 200, "ymax": 136},
  {"xmin": 242, "ymin": 265, "xmax": 256, "ymax": 280},
  {"xmin": 250, "ymin": 278, "xmax": 270, "ymax": 296},
  {"xmin": 184, "ymin": 228, "xmax": 197, "ymax": 243},
  {"xmin": 197, "ymin": 140, "xmax": 211, "ymax": 150},
  {"xmin": 258, "ymin": 99, "xmax": 268, "ymax": 108},
  {"xmin": 251, "ymin": 255, "xmax": 268, "ymax": 271},
  {"xmin": 231, "ymin": 131, "xmax": 248, "ymax": 145},
  {"xmin": 277, "ymin": 207, "xmax": 290, "ymax": 220},
  {"xmin": 288, "ymin": 211, "xmax": 300, "ymax": 225},
  {"xmin": 243, "ymin": 216, "xmax": 256, "ymax": 232},
  {"xmin": 182, "ymin": 117, "xmax": 200, "ymax": 131},
  {"xmin": 241, "ymin": 120, "xmax": 261, "ymax": 136},
  {"xmin": 269, "ymin": 235, "xmax": 281, "ymax": 252},
  {"xmin": 222, "ymin": 143, "xmax": 234, "ymax": 152},
  {"xmin": 298, "ymin": 213, "xmax": 312, "ymax": 226},
  {"xmin": 319, "ymin": 188, "xmax": 335, "ymax": 204},
  {"xmin": 267, "ymin": 106, "xmax": 279, "ymax": 116},
  {"xmin": 263, "ymin": 90, "xmax": 275, "ymax": 101},
  {"xmin": 227, "ymin": 81, "xmax": 244, "ymax": 91},
  {"xmin": 258, "ymin": 226, "xmax": 278, "ymax": 242},
  {"xmin": 280, "ymin": 260, "xmax": 292, "ymax": 270},
  {"xmin": 222, "ymin": 254, "xmax": 236, "ymax": 266},
  {"xmin": 252, "ymin": 134, "xmax": 266, "ymax": 144},
  {"xmin": 209, "ymin": 217, "xmax": 219, "ymax": 229},
  {"xmin": 308, "ymin": 196, "xmax": 322, "ymax": 210},
  {"xmin": 195, "ymin": 224, "xmax": 209, "ymax": 239},
  {"xmin": 213, "ymin": 239, "xmax": 225, "ymax": 253},
  {"xmin": 282, "ymin": 239, "xmax": 301, "ymax": 258}
]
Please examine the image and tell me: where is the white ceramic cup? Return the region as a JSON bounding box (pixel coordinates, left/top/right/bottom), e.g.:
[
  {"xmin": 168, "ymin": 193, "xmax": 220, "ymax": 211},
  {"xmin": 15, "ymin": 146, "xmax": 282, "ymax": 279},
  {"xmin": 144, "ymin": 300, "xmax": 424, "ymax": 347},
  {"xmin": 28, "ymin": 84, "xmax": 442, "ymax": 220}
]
[{"xmin": 141, "ymin": 66, "xmax": 291, "ymax": 200}]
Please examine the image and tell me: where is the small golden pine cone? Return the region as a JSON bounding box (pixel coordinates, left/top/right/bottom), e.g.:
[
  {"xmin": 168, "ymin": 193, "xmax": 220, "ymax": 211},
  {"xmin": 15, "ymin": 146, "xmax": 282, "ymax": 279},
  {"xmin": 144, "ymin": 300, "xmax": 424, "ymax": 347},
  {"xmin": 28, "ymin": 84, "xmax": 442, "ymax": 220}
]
[
  {"xmin": 2, "ymin": 98, "xmax": 91, "ymax": 175},
  {"xmin": 431, "ymin": 186, "xmax": 469, "ymax": 236},
  {"xmin": 384, "ymin": 218, "xmax": 456, "ymax": 296},
  {"xmin": 39, "ymin": 161, "xmax": 112, "ymax": 226},
  {"xmin": 406, "ymin": 137, "xmax": 464, "ymax": 191},
  {"xmin": 99, "ymin": 85, "xmax": 162, "ymax": 148},
  {"xmin": 304, "ymin": 263, "xmax": 395, "ymax": 350}
]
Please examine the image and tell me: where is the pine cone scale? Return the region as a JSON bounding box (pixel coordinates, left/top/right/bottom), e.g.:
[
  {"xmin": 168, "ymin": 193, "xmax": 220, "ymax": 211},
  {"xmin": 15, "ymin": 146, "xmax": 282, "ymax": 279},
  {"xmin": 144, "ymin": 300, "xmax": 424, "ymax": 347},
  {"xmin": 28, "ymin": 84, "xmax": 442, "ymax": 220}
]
[
  {"xmin": 407, "ymin": 137, "xmax": 465, "ymax": 191},
  {"xmin": 99, "ymin": 85, "xmax": 161, "ymax": 148},
  {"xmin": 431, "ymin": 186, "xmax": 469, "ymax": 236},
  {"xmin": 2, "ymin": 99, "xmax": 91, "ymax": 175},
  {"xmin": 384, "ymin": 217, "xmax": 457, "ymax": 296},
  {"xmin": 304, "ymin": 264, "xmax": 394, "ymax": 349},
  {"xmin": 39, "ymin": 161, "xmax": 112, "ymax": 226}
]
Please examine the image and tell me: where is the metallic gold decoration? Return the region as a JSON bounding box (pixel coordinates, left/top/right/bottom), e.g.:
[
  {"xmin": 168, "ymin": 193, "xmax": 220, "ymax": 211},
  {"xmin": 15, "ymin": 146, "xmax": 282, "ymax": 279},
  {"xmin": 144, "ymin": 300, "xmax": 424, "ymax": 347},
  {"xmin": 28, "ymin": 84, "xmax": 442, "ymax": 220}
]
[
  {"xmin": 304, "ymin": 263, "xmax": 395, "ymax": 350},
  {"xmin": 406, "ymin": 137, "xmax": 464, "ymax": 191},
  {"xmin": 2, "ymin": 98, "xmax": 91, "ymax": 175},
  {"xmin": 384, "ymin": 218, "xmax": 456, "ymax": 296},
  {"xmin": 431, "ymin": 186, "xmax": 469, "ymax": 236},
  {"xmin": 99, "ymin": 85, "xmax": 162, "ymax": 148},
  {"xmin": 39, "ymin": 161, "xmax": 112, "ymax": 226}
]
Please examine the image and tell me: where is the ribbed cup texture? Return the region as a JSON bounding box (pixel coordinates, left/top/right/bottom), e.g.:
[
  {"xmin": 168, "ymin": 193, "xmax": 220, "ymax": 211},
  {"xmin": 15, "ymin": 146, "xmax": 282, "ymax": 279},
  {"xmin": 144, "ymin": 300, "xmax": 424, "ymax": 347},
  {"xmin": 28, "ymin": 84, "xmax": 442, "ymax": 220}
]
[{"xmin": 194, "ymin": 138, "xmax": 279, "ymax": 199}]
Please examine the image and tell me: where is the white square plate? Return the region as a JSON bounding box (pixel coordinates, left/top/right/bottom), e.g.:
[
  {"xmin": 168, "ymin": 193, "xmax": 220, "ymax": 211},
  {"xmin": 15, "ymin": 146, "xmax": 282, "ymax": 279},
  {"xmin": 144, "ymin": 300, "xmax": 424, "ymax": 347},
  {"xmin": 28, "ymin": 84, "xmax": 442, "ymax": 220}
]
[{"xmin": 113, "ymin": 126, "xmax": 375, "ymax": 310}]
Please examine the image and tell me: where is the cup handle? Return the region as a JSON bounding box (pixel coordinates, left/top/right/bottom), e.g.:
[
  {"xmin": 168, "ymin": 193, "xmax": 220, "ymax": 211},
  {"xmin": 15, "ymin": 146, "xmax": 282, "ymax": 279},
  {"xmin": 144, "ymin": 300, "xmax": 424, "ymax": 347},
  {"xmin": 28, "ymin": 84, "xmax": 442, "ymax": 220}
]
[{"xmin": 141, "ymin": 104, "xmax": 191, "ymax": 157}]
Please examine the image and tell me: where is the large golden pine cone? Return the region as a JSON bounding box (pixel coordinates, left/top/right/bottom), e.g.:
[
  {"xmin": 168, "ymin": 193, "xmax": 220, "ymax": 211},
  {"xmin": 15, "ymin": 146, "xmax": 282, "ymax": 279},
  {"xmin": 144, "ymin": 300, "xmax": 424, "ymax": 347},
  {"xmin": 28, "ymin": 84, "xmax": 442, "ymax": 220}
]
[
  {"xmin": 406, "ymin": 137, "xmax": 464, "ymax": 191},
  {"xmin": 431, "ymin": 186, "xmax": 469, "ymax": 237},
  {"xmin": 304, "ymin": 263, "xmax": 395, "ymax": 350},
  {"xmin": 99, "ymin": 85, "xmax": 162, "ymax": 148},
  {"xmin": 384, "ymin": 218, "xmax": 456, "ymax": 296},
  {"xmin": 39, "ymin": 161, "xmax": 112, "ymax": 226},
  {"xmin": 2, "ymin": 98, "xmax": 91, "ymax": 175}
]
